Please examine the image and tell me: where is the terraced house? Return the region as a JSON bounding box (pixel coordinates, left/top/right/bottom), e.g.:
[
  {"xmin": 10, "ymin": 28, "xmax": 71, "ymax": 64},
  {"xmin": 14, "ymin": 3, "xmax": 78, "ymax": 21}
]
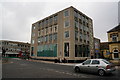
[{"xmin": 30, "ymin": 6, "xmax": 94, "ymax": 62}]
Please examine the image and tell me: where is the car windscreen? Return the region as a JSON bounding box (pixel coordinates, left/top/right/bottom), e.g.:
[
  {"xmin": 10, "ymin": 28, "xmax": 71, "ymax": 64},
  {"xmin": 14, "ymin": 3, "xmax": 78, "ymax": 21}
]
[
  {"xmin": 83, "ymin": 60, "xmax": 91, "ymax": 65},
  {"xmin": 102, "ymin": 59, "xmax": 110, "ymax": 64}
]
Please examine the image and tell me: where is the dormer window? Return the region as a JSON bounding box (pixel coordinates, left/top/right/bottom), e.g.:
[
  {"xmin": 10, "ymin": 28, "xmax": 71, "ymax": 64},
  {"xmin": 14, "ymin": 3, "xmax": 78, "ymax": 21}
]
[{"xmin": 110, "ymin": 33, "xmax": 118, "ymax": 42}]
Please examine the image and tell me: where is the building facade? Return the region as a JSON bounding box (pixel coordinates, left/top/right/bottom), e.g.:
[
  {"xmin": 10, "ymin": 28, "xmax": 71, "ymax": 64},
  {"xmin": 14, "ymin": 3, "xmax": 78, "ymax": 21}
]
[
  {"xmin": 107, "ymin": 24, "xmax": 120, "ymax": 60},
  {"xmin": 100, "ymin": 42, "xmax": 111, "ymax": 59},
  {"xmin": 94, "ymin": 37, "xmax": 100, "ymax": 58},
  {"xmin": 30, "ymin": 6, "xmax": 94, "ymax": 62},
  {"xmin": 0, "ymin": 40, "xmax": 30, "ymax": 57}
]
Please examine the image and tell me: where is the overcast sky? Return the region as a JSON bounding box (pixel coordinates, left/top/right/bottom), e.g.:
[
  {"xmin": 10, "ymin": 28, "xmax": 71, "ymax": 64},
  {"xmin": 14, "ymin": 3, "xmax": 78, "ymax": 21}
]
[{"xmin": 0, "ymin": 0, "xmax": 119, "ymax": 43}]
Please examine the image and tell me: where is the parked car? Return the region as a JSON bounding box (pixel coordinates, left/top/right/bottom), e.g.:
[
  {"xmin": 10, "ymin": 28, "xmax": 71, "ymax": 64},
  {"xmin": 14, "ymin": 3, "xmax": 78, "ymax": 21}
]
[{"xmin": 74, "ymin": 59, "xmax": 116, "ymax": 76}]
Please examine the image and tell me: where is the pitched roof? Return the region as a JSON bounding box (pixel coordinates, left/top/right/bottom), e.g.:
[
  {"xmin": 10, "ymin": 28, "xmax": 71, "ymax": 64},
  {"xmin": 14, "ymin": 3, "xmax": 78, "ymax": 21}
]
[{"xmin": 107, "ymin": 24, "xmax": 120, "ymax": 33}]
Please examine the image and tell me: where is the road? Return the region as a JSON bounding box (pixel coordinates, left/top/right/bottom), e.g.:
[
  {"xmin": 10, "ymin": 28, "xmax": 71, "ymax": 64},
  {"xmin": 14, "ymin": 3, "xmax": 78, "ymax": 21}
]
[{"xmin": 2, "ymin": 58, "xmax": 120, "ymax": 79}]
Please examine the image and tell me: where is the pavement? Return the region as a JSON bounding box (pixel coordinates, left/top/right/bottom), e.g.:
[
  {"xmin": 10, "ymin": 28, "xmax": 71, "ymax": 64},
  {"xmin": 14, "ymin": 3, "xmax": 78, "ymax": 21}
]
[
  {"xmin": 25, "ymin": 58, "xmax": 120, "ymax": 69},
  {"xmin": 27, "ymin": 59, "xmax": 77, "ymax": 66}
]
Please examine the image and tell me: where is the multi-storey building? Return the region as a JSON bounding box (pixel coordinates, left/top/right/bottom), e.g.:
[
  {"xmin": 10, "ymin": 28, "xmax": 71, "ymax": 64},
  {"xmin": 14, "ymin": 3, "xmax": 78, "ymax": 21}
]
[
  {"xmin": 107, "ymin": 24, "xmax": 120, "ymax": 60},
  {"xmin": 0, "ymin": 40, "xmax": 30, "ymax": 57},
  {"xmin": 30, "ymin": 6, "xmax": 94, "ymax": 62}
]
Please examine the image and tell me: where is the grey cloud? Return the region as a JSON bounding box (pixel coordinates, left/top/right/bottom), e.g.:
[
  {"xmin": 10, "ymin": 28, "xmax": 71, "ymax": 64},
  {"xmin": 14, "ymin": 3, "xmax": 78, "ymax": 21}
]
[{"xmin": 1, "ymin": 2, "xmax": 118, "ymax": 42}]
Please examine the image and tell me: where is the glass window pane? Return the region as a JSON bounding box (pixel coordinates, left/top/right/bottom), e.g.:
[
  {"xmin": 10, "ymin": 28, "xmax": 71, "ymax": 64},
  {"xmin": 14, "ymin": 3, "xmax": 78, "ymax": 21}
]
[
  {"xmin": 64, "ymin": 21, "xmax": 69, "ymax": 27},
  {"xmin": 64, "ymin": 31, "xmax": 69, "ymax": 38},
  {"xmin": 64, "ymin": 43, "xmax": 69, "ymax": 57},
  {"xmin": 64, "ymin": 10, "xmax": 69, "ymax": 17}
]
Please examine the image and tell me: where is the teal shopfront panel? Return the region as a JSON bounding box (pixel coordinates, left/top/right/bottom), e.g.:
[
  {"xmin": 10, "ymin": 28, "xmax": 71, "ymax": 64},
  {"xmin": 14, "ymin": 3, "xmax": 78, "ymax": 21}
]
[{"xmin": 37, "ymin": 44, "xmax": 57, "ymax": 57}]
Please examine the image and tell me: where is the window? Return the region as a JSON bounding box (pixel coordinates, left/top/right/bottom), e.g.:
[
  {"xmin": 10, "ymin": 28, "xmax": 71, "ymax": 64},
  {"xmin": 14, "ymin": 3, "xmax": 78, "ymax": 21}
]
[
  {"xmin": 55, "ymin": 26, "xmax": 57, "ymax": 32},
  {"xmin": 114, "ymin": 53, "xmax": 119, "ymax": 58},
  {"xmin": 45, "ymin": 36, "xmax": 47, "ymax": 42},
  {"xmin": 32, "ymin": 33, "xmax": 35, "ymax": 37},
  {"xmin": 75, "ymin": 21, "xmax": 78, "ymax": 29},
  {"xmin": 33, "ymin": 26, "xmax": 35, "ymax": 29},
  {"xmin": 44, "ymin": 20, "xmax": 46, "ymax": 26},
  {"xmin": 91, "ymin": 60, "xmax": 100, "ymax": 64},
  {"xmin": 114, "ymin": 50, "xmax": 119, "ymax": 59},
  {"xmin": 64, "ymin": 43, "xmax": 69, "ymax": 57},
  {"xmin": 46, "ymin": 35, "xmax": 48, "ymax": 42},
  {"xmin": 50, "ymin": 27, "xmax": 52, "ymax": 32},
  {"xmin": 54, "ymin": 15, "xmax": 58, "ymax": 22},
  {"xmin": 41, "ymin": 36, "xmax": 44, "ymax": 42},
  {"xmin": 38, "ymin": 38, "xmax": 41, "ymax": 43},
  {"xmin": 49, "ymin": 17, "xmax": 53, "ymax": 24},
  {"xmin": 46, "ymin": 19, "xmax": 48, "ymax": 25},
  {"xmin": 79, "ymin": 19, "xmax": 82, "ymax": 24},
  {"xmin": 64, "ymin": 10, "xmax": 69, "ymax": 17},
  {"xmin": 75, "ymin": 31, "xmax": 78, "ymax": 41},
  {"xmin": 32, "ymin": 40, "xmax": 34, "ymax": 44},
  {"xmin": 53, "ymin": 33, "xmax": 57, "ymax": 41},
  {"xmin": 64, "ymin": 31, "xmax": 69, "ymax": 38},
  {"xmin": 46, "ymin": 28, "xmax": 48, "ymax": 34},
  {"xmin": 49, "ymin": 34, "xmax": 52, "ymax": 41},
  {"xmin": 112, "ymin": 35, "xmax": 117, "ymax": 42},
  {"xmin": 64, "ymin": 20, "xmax": 69, "ymax": 27},
  {"xmin": 49, "ymin": 27, "xmax": 52, "ymax": 33},
  {"xmin": 86, "ymin": 23, "xmax": 89, "ymax": 27},
  {"xmin": 38, "ymin": 31, "xmax": 40, "ymax": 36},
  {"xmin": 83, "ymin": 21, "xmax": 85, "ymax": 26},
  {"xmin": 39, "ymin": 22, "xmax": 41, "ymax": 27},
  {"xmin": 42, "ymin": 20, "xmax": 44, "ymax": 28},
  {"xmin": 80, "ymin": 34, "xmax": 82, "ymax": 42},
  {"xmin": 74, "ymin": 10, "xmax": 78, "ymax": 17},
  {"xmin": 102, "ymin": 59, "xmax": 110, "ymax": 64},
  {"xmin": 83, "ymin": 60, "xmax": 91, "ymax": 65},
  {"xmin": 74, "ymin": 17, "xmax": 78, "ymax": 22}
]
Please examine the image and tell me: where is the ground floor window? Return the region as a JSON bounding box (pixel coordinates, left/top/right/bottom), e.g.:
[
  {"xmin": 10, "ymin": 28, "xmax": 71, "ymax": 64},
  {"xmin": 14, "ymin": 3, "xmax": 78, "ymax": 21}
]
[
  {"xmin": 75, "ymin": 45, "xmax": 90, "ymax": 57},
  {"xmin": 64, "ymin": 43, "xmax": 69, "ymax": 57}
]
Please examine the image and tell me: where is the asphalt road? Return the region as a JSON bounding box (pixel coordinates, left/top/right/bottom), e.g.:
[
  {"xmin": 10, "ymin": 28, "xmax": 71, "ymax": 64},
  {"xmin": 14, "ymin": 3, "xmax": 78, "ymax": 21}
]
[{"xmin": 2, "ymin": 58, "xmax": 120, "ymax": 79}]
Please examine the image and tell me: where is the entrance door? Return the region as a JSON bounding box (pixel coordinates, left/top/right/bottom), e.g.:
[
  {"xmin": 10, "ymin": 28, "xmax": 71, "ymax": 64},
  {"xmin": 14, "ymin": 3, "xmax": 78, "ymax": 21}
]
[{"xmin": 113, "ymin": 50, "xmax": 119, "ymax": 59}]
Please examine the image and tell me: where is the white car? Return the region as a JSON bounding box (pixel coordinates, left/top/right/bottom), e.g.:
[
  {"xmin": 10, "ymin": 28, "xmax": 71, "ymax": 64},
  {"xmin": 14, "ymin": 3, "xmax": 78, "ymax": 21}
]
[{"xmin": 74, "ymin": 59, "xmax": 116, "ymax": 76}]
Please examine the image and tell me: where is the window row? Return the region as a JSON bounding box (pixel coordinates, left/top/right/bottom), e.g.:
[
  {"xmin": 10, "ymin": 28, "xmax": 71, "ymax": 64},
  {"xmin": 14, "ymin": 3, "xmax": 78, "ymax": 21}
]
[
  {"xmin": 75, "ymin": 31, "xmax": 90, "ymax": 43},
  {"xmin": 38, "ymin": 33, "xmax": 57, "ymax": 43},
  {"xmin": 38, "ymin": 25, "xmax": 58, "ymax": 36},
  {"xmin": 39, "ymin": 15, "xmax": 58, "ymax": 28},
  {"xmin": 75, "ymin": 20, "xmax": 89, "ymax": 31},
  {"xmin": 1, "ymin": 42, "xmax": 29, "ymax": 48},
  {"xmin": 1, "ymin": 48, "xmax": 27, "ymax": 52},
  {"xmin": 74, "ymin": 10, "xmax": 89, "ymax": 23}
]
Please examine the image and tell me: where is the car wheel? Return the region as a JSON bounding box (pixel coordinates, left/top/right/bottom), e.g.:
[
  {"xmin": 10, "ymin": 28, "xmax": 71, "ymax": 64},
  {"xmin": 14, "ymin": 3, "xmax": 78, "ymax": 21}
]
[
  {"xmin": 98, "ymin": 70, "xmax": 105, "ymax": 76},
  {"xmin": 74, "ymin": 67, "xmax": 80, "ymax": 73}
]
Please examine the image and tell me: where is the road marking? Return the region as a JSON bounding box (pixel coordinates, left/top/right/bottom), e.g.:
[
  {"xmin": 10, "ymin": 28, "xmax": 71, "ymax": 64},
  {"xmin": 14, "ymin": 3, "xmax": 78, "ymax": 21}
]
[
  {"xmin": 12, "ymin": 58, "xmax": 21, "ymax": 60},
  {"xmin": 35, "ymin": 66, "xmax": 99, "ymax": 78}
]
